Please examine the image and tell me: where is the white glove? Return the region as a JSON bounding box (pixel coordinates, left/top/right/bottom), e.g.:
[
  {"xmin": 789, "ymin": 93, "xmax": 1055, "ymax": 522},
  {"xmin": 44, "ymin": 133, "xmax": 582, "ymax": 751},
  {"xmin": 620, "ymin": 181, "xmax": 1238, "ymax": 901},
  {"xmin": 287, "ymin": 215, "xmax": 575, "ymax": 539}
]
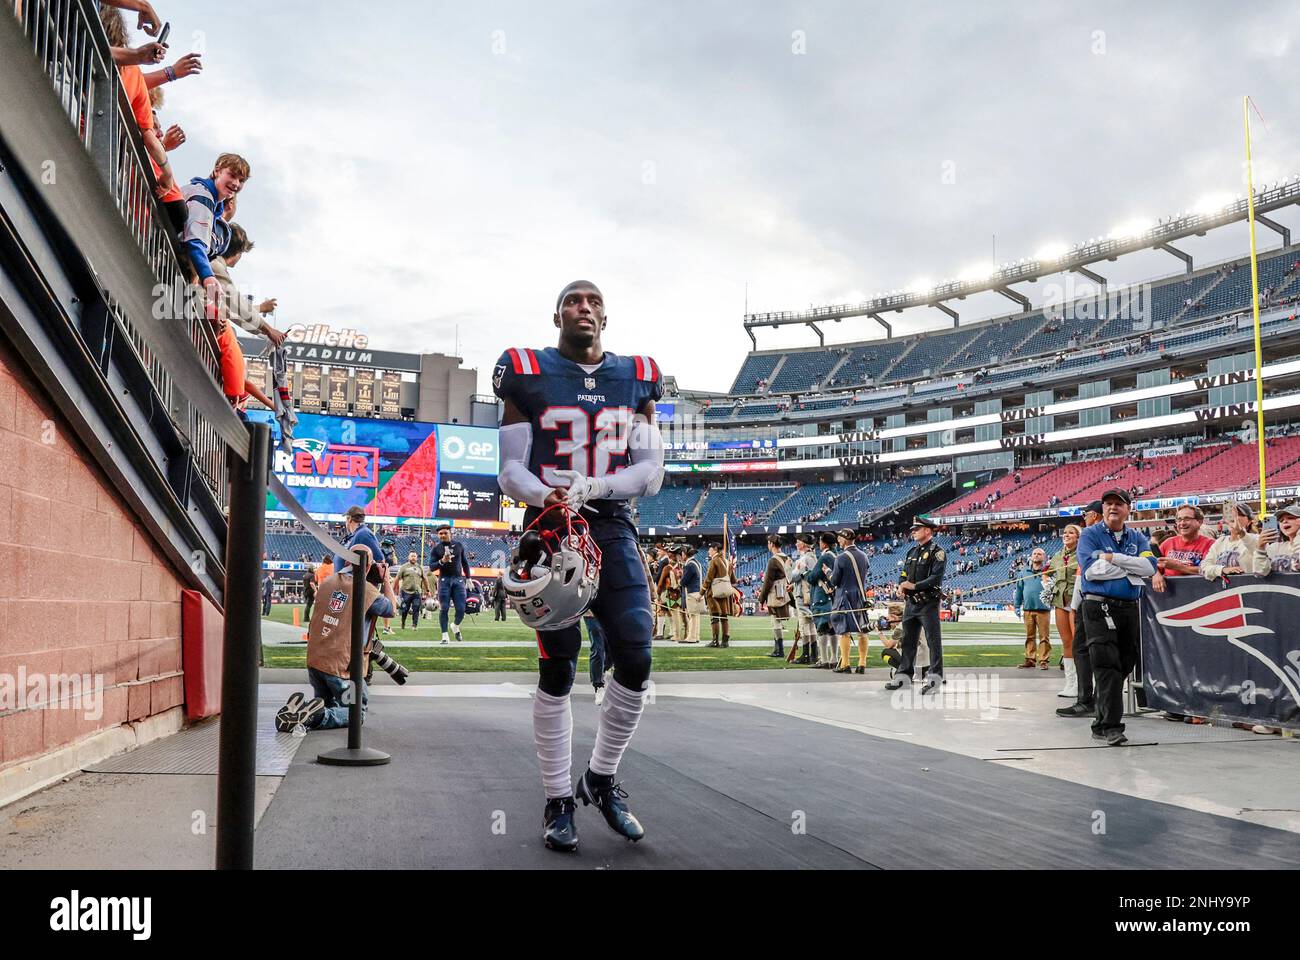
[{"xmin": 552, "ymin": 470, "xmax": 610, "ymax": 513}]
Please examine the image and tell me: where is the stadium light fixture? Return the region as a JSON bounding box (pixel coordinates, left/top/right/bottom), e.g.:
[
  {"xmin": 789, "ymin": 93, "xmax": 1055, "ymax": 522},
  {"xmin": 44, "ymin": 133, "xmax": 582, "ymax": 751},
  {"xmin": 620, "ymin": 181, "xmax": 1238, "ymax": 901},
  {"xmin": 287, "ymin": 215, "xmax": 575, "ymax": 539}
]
[
  {"xmin": 1109, "ymin": 217, "xmax": 1153, "ymax": 240},
  {"xmin": 1034, "ymin": 243, "xmax": 1069, "ymax": 262},
  {"xmin": 1193, "ymin": 192, "xmax": 1235, "ymax": 216},
  {"xmin": 906, "ymin": 278, "xmax": 933, "ymax": 294},
  {"xmin": 957, "ymin": 263, "xmax": 996, "ymax": 283}
]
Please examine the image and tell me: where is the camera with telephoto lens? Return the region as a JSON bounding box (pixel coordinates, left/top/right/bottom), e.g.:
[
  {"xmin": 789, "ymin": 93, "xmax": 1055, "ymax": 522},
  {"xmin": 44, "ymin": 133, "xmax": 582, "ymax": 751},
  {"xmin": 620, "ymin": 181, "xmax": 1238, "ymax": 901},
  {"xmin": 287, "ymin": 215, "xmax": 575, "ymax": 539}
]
[{"xmin": 368, "ymin": 638, "xmax": 409, "ymax": 685}]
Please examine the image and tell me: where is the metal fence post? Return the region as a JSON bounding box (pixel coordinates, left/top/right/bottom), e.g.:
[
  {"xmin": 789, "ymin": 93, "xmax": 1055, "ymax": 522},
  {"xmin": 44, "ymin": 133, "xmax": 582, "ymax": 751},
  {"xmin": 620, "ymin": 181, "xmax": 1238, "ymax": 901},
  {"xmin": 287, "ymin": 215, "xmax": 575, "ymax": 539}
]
[{"xmin": 215, "ymin": 421, "xmax": 270, "ymax": 870}]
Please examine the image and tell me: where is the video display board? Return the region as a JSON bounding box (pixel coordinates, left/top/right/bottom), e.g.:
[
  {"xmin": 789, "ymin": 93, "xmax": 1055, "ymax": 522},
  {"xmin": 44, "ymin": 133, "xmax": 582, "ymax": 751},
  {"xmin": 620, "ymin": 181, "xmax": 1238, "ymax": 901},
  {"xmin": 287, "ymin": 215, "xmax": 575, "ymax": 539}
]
[{"xmin": 245, "ymin": 411, "xmax": 502, "ymax": 526}]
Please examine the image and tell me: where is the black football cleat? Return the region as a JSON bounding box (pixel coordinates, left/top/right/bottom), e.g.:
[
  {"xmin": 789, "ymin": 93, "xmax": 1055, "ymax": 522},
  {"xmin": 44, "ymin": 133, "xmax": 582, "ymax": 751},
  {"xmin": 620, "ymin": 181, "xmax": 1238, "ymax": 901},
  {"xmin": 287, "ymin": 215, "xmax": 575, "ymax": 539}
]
[
  {"xmin": 575, "ymin": 769, "xmax": 645, "ymax": 842},
  {"xmin": 543, "ymin": 796, "xmax": 579, "ymax": 852}
]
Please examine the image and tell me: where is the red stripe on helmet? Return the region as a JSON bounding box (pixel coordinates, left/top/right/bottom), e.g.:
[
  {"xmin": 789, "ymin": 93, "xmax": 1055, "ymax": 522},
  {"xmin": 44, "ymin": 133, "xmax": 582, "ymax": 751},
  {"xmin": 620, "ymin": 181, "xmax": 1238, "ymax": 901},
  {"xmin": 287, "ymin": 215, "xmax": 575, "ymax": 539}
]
[{"xmin": 509, "ymin": 348, "xmax": 525, "ymax": 374}]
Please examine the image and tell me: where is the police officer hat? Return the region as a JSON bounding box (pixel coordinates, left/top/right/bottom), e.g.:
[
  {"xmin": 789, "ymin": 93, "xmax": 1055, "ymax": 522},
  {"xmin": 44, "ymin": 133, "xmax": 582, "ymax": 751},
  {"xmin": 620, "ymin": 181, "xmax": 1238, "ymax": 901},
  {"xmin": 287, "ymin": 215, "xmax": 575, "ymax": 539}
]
[
  {"xmin": 836, "ymin": 528, "xmax": 856, "ymax": 542},
  {"xmin": 794, "ymin": 532, "xmax": 815, "ymax": 545},
  {"xmin": 909, "ymin": 516, "xmax": 938, "ymax": 531}
]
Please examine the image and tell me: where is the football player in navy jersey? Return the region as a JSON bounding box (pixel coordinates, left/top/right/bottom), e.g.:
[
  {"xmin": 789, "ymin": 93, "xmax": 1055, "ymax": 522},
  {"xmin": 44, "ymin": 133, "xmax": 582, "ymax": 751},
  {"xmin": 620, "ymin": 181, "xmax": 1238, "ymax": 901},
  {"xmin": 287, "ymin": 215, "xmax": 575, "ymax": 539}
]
[{"xmin": 494, "ymin": 280, "xmax": 665, "ymax": 853}]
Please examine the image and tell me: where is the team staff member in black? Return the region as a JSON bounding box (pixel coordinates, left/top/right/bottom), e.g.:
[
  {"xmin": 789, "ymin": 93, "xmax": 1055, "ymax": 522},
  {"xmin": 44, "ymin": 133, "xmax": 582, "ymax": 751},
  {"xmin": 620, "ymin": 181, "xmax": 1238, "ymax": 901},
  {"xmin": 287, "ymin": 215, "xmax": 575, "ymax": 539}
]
[
  {"xmin": 1076, "ymin": 488, "xmax": 1156, "ymax": 746},
  {"xmin": 1058, "ymin": 500, "xmax": 1104, "ymax": 718},
  {"xmin": 429, "ymin": 525, "xmax": 471, "ymax": 644},
  {"xmin": 885, "ymin": 517, "xmax": 946, "ymax": 695},
  {"xmin": 302, "ymin": 565, "xmax": 317, "ymax": 622}
]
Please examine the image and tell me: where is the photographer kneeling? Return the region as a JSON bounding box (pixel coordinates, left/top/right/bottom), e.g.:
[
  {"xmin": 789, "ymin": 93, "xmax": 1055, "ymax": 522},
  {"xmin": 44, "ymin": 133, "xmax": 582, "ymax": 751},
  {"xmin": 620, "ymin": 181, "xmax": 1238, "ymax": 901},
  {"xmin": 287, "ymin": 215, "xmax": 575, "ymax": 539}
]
[{"xmin": 276, "ymin": 543, "xmax": 396, "ymax": 732}]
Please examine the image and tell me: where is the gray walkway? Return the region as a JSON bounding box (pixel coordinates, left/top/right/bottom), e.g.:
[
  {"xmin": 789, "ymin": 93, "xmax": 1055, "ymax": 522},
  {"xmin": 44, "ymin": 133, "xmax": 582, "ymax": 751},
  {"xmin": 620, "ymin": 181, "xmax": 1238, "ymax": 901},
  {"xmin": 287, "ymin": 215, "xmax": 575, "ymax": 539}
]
[
  {"xmin": 3, "ymin": 671, "xmax": 1296, "ymax": 869},
  {"xmin": 254, "ymin": 681, "xmax": 1300, "ymax": 870}
]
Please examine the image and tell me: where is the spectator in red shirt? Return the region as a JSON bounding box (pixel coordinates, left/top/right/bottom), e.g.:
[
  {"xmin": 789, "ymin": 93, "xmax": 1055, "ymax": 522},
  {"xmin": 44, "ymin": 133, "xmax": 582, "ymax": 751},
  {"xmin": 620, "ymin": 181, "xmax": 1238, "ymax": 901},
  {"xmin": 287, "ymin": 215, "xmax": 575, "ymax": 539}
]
[{"xmin": 1152, "ymin": 504, "xmax": 1216, "ymax": 591}]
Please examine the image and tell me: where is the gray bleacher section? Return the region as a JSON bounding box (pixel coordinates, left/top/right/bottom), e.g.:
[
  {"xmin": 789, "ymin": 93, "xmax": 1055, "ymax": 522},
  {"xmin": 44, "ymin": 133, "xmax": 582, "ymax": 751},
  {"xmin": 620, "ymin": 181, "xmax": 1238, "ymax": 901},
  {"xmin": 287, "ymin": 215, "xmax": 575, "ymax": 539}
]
[
  {"xmin": 832, "ymin": 339, "xmax": 915, "ymax": 387},
  {"xmin": 1181, "ymin": 251, "xmax": 1296, "ymax": 324},
  {"xmin": 633, "ymin": 485, "xmax": 702, "ymax": 526},
  {"xmin": 729, "ymin": 353, "xmax": 783, "ymax": 394},
  {"xmin": 769, "ymin": 348, "xmax": 843, "ymax": 392},
  {"xmin": 721, "ymin": 246, "xmax": 1300, "ymax": 411}
]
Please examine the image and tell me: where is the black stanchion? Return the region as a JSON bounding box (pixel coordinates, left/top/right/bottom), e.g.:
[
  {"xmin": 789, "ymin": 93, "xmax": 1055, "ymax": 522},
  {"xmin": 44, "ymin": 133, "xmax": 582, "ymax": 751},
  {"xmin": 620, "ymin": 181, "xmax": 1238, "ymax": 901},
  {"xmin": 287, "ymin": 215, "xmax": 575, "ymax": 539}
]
[
  {"xmin": 215, "ymin": 421, "xmax": 270, "ymax": 870},
  {"xmin": 318, "ymin": 550, "xmax": 391, "ymax": 766}
]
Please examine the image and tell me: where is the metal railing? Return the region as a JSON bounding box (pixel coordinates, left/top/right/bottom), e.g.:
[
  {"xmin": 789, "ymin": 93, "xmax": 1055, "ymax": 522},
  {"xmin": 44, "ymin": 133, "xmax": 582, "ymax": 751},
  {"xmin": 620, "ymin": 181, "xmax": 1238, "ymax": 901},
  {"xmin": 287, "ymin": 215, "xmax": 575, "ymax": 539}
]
[{"xmin": 12, "ymin": 0, "xmax": 229, "ymax": 503}]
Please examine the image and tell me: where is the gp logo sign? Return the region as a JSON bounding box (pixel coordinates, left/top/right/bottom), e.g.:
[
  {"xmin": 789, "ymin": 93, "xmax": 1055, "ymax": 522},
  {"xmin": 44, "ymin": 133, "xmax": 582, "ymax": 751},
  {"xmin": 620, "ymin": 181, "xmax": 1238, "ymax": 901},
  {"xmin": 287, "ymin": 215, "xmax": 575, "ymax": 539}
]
[{"xmin": 439, "ymin": 425, "xmax": 499, "ymax": 474}]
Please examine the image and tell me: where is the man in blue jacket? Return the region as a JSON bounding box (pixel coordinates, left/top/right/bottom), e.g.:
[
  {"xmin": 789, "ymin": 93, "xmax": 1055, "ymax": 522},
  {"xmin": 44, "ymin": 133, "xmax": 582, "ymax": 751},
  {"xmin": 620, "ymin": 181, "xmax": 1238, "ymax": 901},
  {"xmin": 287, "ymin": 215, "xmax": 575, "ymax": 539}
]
[
  {"xmin": 1077, "ymin": 488, "xmax": 1156, "ymax": 746},
  {"xmin": 334, "ymin": 505, "xmax": 383, "ymax": 576},
  {"xmin": 1014, "ymin": 547, "xmax": 1052, "ymax": 669}
]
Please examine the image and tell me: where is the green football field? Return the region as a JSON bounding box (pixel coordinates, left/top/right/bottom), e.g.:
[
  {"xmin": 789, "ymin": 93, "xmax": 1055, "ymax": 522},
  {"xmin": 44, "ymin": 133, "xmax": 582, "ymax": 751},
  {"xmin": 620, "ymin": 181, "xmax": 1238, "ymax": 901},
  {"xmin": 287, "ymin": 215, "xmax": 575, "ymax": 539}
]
[{"xmin": 261, "ymin": 606, "xmax": 1037, "ymax": 672}]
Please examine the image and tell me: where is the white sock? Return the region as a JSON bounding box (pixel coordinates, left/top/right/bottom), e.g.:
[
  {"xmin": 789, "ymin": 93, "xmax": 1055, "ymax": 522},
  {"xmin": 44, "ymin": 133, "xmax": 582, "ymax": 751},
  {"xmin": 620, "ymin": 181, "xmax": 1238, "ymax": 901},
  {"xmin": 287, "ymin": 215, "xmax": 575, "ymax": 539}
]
[
  {"xmin": 589, "ymin": 676, "xmax": 646, "ymax": 777},
  {"xmin": 533, "ymin": 689, "xmax": 573, "ymax": 799}
]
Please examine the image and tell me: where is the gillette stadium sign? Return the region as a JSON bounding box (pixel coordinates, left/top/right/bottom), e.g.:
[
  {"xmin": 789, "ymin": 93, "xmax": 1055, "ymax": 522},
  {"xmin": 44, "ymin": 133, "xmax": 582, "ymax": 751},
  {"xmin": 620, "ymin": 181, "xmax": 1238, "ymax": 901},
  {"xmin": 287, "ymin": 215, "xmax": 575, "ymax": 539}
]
[{"xmin": 272, "ymin": 437, "xmax": 380, "ymax": 490}]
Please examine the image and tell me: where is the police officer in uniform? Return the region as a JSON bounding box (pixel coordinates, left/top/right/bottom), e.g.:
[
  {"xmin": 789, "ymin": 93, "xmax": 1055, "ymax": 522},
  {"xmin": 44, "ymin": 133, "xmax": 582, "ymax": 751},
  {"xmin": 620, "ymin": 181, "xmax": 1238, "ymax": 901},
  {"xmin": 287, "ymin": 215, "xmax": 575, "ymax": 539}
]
[{"xmin": 885, "ymin": 517, "xmax": 946, "ymax": 694}]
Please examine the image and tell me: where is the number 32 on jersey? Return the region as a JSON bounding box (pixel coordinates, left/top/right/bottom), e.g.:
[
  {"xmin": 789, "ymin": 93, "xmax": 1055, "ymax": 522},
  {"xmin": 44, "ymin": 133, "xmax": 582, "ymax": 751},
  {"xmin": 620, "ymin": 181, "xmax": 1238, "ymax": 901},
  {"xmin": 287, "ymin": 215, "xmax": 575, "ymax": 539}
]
[{"xmin": 538, "ymin": 406, "xmax": 635, "ymax": 485}]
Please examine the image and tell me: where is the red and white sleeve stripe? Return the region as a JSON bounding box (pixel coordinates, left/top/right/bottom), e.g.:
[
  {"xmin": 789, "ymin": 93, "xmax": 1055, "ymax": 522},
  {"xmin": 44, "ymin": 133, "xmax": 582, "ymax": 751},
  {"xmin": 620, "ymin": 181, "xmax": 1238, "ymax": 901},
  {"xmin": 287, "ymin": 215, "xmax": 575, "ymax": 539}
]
[
  {"xmin": 508, "ymin": 348, "xmax": 541, "ymax": 375},
  {"xmin": 633, "ymin": 355, "xmax": 660, "ymax": 382}
]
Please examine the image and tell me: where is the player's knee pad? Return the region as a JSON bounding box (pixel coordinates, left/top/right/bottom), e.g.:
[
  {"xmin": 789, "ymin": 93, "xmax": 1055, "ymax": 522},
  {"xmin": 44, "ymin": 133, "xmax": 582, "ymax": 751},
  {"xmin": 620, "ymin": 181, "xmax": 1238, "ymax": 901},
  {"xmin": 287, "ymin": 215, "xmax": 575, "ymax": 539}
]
[
  {"xmin": 611, "ymin": 646, "xmax": 652, "ymax": 691},
  {"xmin": 538, "ymin": 656, "xmax": 577, "ymax": 697}
]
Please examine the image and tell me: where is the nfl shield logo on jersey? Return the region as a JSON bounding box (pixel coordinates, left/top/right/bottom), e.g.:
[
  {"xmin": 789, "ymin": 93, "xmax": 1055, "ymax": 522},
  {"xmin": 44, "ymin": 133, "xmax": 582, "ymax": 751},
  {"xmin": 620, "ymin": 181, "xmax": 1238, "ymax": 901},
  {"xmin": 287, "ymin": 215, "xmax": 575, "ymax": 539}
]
[
  {"xmin": 328, "ymin": 590, "xmax": 348, "ymax": 613},
  {"xmin": 584, "ymin": 377, "xmax": 596, "ymax": 390}
]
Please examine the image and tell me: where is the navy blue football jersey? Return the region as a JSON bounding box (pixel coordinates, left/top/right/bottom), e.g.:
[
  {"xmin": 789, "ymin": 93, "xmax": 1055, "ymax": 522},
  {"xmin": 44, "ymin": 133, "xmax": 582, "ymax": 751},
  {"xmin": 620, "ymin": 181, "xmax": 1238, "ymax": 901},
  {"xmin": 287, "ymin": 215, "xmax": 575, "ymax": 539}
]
[{"xmin": 493, "ymin": 347, "xmax": 663, "ymax": 521}]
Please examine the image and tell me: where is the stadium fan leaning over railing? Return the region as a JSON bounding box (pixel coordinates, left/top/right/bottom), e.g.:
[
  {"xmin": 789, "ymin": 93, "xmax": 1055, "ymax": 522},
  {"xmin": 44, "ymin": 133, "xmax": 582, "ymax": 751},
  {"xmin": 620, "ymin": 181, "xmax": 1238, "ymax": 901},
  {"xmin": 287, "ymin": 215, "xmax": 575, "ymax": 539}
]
[
  {"xmin": 184, "ymin": 152, "xmax": 250, "ymax": 318},
  {"xmin": 1260, "ymin": 501, "xmax": 1300, "ymax": 571},
  {"xmin": 205, "ymin": 222, "xmax": 278, "ymax": 412},
  {"xmin": 1200, "ymin": 501, "xmax": 1270, "ymax": 580},
  {"xmin": 99, "ymin": 5, "xmax": 202, "ymax": 236},
  {"xmin": 210, "ymin": 217, "xmax": 286, "ymax": 347},
  {"xmin": 1151, "ymin": 504, "xmax": 1215, "ymax": 590}
]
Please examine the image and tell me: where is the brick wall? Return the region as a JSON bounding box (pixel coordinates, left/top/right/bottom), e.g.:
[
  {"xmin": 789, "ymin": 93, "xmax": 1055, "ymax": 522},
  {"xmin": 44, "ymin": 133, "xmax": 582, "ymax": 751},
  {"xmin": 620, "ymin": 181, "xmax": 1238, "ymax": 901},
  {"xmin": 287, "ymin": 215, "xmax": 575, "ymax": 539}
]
[{"xmin": 0, "ymin": 339, "xmax": 187, "ymax": 769}]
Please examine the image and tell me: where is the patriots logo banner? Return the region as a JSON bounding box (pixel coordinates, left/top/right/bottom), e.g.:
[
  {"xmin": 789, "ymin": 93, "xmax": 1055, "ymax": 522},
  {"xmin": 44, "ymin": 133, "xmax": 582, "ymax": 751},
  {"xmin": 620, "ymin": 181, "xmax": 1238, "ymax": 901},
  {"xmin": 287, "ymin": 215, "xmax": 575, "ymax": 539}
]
[
  {"xmin": 328, "ymin": 590, "xmax": 349, "ymax": 614},
  {"xmin": 1140, "ymin": 576, "xmax": 1300, "ymax": 728}
]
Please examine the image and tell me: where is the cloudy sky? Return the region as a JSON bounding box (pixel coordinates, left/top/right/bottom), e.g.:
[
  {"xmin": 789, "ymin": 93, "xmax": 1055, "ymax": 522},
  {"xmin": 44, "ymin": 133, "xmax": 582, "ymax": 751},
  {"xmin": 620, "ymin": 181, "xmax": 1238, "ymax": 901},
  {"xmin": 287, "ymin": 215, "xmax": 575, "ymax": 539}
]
[{"xmin": 151, "ymin": 0, "xmax": 1300, "ymax": 394}]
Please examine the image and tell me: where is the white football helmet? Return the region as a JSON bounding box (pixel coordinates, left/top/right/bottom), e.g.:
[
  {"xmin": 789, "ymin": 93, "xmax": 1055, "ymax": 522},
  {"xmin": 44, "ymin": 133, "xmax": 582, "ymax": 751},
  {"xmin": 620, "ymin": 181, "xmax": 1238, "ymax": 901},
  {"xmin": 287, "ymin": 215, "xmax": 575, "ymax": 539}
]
[{"xmin": 503, "ymin": 503, "xmax": 602, "ymax": 630}]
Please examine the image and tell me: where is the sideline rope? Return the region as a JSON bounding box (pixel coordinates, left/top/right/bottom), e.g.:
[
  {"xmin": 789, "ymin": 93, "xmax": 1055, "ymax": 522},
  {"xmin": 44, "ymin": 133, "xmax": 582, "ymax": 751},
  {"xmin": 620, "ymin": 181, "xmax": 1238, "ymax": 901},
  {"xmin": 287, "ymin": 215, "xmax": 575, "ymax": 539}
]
[{"xmin": 644, "ymin": 555, "xmax": 1079, "ymax": 623}]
